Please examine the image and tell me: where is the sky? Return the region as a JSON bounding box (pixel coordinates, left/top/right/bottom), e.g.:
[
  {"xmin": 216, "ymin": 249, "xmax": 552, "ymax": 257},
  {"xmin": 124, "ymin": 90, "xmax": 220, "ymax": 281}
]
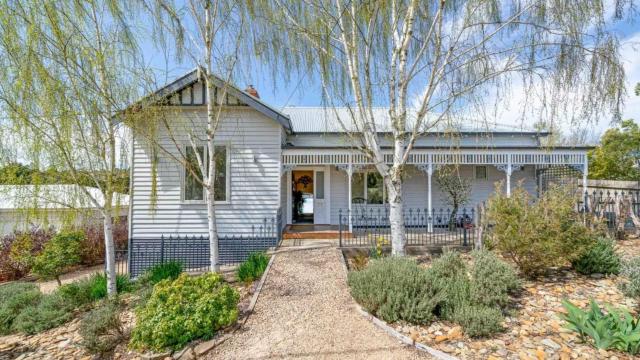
[{"xmin": 139, "ymin": 3, "xmax": 640, "ymax": 143}]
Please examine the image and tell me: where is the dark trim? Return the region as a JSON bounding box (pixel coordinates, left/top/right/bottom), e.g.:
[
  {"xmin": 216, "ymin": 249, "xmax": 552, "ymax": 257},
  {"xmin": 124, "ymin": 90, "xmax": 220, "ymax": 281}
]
[{"xmin": 124, "ymin": 68, "xmax": 293, "ymax": 133}]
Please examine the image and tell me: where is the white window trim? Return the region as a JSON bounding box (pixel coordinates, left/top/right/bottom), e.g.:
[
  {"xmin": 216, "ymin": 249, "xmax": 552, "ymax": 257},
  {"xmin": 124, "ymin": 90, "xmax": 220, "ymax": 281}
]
[
  {"xmin": 181, "ymin": 144, "xmax": 231, "ymax": 205},
  {"xmin": 475, "ymin": 165, "xmax": 488, "ymax": 180},
  {"xmin": 352, "ymin": 171, "xmax": 386, "ymax": 205}
]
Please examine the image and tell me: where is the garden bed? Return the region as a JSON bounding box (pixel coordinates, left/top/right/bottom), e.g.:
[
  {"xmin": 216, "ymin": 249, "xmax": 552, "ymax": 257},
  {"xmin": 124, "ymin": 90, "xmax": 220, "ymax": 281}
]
[
  {"xmin": 0, "ymin": 254, "xmax": 271, "ymax": 360},
  {"xmin": 343, "ymin": 237, "xmax": 640, "ymax": 360}
]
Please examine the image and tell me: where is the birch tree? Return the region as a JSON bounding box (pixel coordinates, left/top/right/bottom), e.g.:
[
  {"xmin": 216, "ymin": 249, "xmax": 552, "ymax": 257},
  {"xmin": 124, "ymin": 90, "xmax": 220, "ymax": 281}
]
[
  {"xmin": 137, "ymin": 0, "xmax": 249, "ymax": 272},
  {"xmin": 0, "ymin": 0, "xmax": 143, "ymax": 295},
  {"xmin": 250, "ymin": 0, "xmax": 630, "ymax": 255}
]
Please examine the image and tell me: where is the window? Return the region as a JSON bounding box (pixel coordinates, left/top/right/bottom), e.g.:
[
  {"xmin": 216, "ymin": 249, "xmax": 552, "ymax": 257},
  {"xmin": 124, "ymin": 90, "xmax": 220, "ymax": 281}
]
[
  {"xmin": 475, "ymin": 166, "xmax": 487, "ymax": 180},
  {"xmin": 183, "ymin": 145, "xmax": 229, "ymax": 203},
  {"xmin": 351, "ymin": 171, "xmax": 385, "ymax": 204},
  {"xmin": 315, "ymin": 171, "xmax": 325, "ymax": 199}
]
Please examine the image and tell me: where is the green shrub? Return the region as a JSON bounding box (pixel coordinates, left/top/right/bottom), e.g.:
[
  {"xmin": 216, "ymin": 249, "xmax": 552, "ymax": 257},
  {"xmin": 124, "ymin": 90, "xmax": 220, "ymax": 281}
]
[
  {"xmin": 0, "ymin": 282, "xmax": 42, "ymax": 334},
  {"xmin": 447, "ymin": 303, "xmax": 504, "ymax": 337},
  {"xmin": 620, "ymin": 257, "xmax": 640, "ymax": 298},
  {"xmin": 348, "ymin": 257, "xmax": 441, "ymax": 324},
  {"xmin": 79, "ymin": 300, "xmax": 124, "ymax": 356},
  {"xmin": 562, "ymin": 299, "xmax": 640, "ymax": 354},
  {"xmin": 572, "ymin": 238, "xmax": 621, "ymax": 275},
  {"xmin": 11, "ymin": 292, "xmax": 73, "ymax": 334},
  {"xmin": 138, "ymin": 261, "xmax": 183, "ymax": 285},
  {"xmin": 85, "ymin": 273, "xmax": 132, "ymax": 301},
  {"xmin": 8, "ymin": 234, "xmax": 35, "ymax": 275},
  {"xmin": 32, "ymin": 231, "xmax": 83, "ymax": 285},
  {"xmin": 236, "ymin": 252, "xmax": 270, "ymax": 283},
  {"xmin": 56, "ymin": 281, "xmax": 95, "ymax": 309},
  {"xmin": 485, "ymin": 185, "xmax": 596, "ymax": 277},
  {"xmin": 130, "ymin": 273, "xmax": 239, "ymax": 351},
  {"xmin": 469, "ymin": 250, "xmax": 521, "ymax": 308},
  {"xmin": 425, "ymin": 251, "xmax": 470, "ymax": 314},
  {"xmin": 423, "ymin": 251, "xmax": 516, "ymax": 337}
]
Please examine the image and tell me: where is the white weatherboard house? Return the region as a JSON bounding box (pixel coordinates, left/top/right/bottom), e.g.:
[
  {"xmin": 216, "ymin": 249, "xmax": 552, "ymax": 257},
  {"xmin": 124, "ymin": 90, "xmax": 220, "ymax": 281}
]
[{"xmin": 127, "ymin": 69, "xmax": 590, "ymax": 267}]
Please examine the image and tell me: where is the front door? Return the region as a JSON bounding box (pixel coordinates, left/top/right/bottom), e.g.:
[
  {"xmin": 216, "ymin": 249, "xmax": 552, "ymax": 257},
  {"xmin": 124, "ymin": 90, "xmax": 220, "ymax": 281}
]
[{"xmin": 313, "ymin": 169, "xmax": 328, "ymax": 224}]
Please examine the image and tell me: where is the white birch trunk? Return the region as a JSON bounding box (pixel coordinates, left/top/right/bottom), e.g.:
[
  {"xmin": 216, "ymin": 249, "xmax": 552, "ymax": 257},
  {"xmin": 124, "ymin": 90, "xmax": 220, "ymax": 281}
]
[
  {"xmin": 386, "ymin": 171, "xmax": 406, "ymax": 256},
  {"xmin": 207, "ymin": 185, "xmax": 220, "ymax": 272},
  {"xmin": 103, "ymin": 213, "xmax": 117, "ymax": 295}
]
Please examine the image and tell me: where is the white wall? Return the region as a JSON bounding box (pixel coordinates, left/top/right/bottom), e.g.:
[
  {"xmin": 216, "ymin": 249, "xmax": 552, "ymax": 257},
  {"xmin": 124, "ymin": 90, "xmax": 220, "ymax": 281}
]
[
  {"xmin": 325, "ymin": 164, "xmax": 537, "ymax": 225},
  {"xmin": 130, "ymin": 107, "xmax": 282, "ymax": 238},
  {"xmin": 0, "ymin": 208, "xmax": 127, "ymax": 236}
]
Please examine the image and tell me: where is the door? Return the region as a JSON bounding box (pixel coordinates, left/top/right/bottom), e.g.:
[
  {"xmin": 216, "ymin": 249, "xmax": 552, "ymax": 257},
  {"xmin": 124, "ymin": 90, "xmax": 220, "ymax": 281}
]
[{"xmin": 314, "ymin": 169, "xmax": 328, "ymax": 224}]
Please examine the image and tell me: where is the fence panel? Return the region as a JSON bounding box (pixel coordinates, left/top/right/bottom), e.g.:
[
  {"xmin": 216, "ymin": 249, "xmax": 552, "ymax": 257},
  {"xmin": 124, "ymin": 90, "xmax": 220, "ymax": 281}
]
[
  {"xmin": 338, "ymin": 207, "xmax": 476, "ymax": 248},
  {"xmin": 127, "ymin": 213, "xmax": 281, "ymax": 277}
]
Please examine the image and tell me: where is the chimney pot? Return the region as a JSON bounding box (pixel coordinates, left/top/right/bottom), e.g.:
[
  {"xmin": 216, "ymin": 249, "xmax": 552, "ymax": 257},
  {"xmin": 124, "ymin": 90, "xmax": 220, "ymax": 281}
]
[{"xmin": 245, "ymin": 85, "xmax": 260, "ymax": 99}]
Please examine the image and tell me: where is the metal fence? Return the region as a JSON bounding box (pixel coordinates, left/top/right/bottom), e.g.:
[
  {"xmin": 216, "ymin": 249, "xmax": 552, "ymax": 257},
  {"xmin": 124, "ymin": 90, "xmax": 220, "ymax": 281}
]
[
  {"xmin": 578, "ymin": 189, "xmax": 640, "ymax": 235},
  {"xmin": 338, "ymin": 207, "xmax": 476, "ymax": 248},
  {"xmin": 123, "ymin": 213, "xmax": 282, "ymax": 277}
]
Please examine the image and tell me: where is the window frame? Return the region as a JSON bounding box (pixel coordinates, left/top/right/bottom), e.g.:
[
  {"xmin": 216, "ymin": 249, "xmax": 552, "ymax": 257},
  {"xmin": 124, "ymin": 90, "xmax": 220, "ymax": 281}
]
[
  {"xmin": 351, "ymin": 171, "xmax": 386, "ymax": 205},
  {"xmin": 181, "ymin": 143, "xmax": 231, "ymax": 205},
  {"xmin": 475, "ymin": 165, "xmax": 488, "ymax": 180}
]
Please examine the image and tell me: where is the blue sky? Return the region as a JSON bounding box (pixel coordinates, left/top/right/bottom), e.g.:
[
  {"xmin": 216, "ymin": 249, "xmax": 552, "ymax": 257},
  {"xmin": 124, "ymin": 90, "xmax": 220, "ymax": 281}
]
[{"xmin": 138, "ymin": 7, "xmax": 640, "ymax": 142}]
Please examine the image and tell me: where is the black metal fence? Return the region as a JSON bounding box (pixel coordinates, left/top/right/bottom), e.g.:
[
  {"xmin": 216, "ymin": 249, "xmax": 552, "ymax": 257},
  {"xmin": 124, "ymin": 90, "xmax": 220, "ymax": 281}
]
[
  {"xmin": 124, "ymin": 213, "xmax": 282, "ymax": 277},
  {"xmin": 578, "ymin": 190, "xmax": 640, "ymax": 235},
  {"xmin": 338, "ymin": 207, "xmax": 477, "ymax": 248}
]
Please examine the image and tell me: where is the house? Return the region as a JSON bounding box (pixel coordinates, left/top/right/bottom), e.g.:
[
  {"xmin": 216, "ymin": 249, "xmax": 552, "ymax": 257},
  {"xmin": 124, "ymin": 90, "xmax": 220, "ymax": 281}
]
[
  {"xmin": 127, "ymin": 69, "xmax": 590, "ymax": 268},
  {"xmin": 0, "ymin": 185, "xmax": 129, "ymax": 235}
]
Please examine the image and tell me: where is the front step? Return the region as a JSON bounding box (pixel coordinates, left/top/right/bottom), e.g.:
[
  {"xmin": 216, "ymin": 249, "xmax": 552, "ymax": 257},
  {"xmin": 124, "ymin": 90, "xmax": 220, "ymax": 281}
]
[{"xmin": 282, "ymin": 225, "xmax": 351, "ymax": 239}]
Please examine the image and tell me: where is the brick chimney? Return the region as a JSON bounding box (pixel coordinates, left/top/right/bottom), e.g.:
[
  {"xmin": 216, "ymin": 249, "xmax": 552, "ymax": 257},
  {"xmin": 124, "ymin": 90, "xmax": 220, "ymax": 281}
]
[{"xmin": 245, "ymin": 85, "xmax": 260, "ymax": 99}]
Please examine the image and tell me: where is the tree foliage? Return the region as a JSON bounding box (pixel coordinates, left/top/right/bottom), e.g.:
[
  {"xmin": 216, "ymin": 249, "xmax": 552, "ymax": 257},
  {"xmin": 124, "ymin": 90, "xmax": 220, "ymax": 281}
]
[
  {"xmin": 588, "ymin": 120, "xmax": 640, "ymax": 181},
  {"xmin": 0, "ymin": 0, "xmax": 145, "ymax": 295},
  {"xmin": 249, "ymin": 0, "xmax": 630, "ymax": 255}
]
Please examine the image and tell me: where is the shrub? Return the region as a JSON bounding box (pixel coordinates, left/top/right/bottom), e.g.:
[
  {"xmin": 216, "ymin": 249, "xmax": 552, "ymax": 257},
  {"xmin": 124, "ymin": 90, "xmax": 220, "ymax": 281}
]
[
  {"xmin": 0, "ymin": 227, "xmax": 54, "ymax": 281},
  {"xmin": 447, "ymin": 303, "xmax": 504, "ymax": 337},
  {"xmin": 85, "ymin": 273, "xmax": 132, "ymax": 301},
  {"xmin": 236, "ymin": 252, "xmax": 270, "ymax": 283},
  {"xmin": 78, "ymin": 219, "xmax": 128, "ymax": 266},
  {"xmin": 350, "ymin": 253, "xmax": 369, "ymax": 271},
  {"xmin": 485, "ymin": 184, "xmax": 596, "ymax": 277},
  {"xmin": 619, "ymin": 257, "xmax": 640, "ymax": 298},
  {"xmin": 562, "ymin": 299, "xmax": 640, "ymax": 354},
  {"xmin": 130, "ymin": 273, "xmax": 239, "ymax": 351},
  {"xmin": 348, "ymin": 257, "xmax": 441, "ymax": 324},
  {"xmin": 469, "ymin": 250, "xmax": 520, "ymax": 308},
  {"xmin": 425, "ymin": 251, "xmax": 470, "ymax": 314},
  {"xmin": 79, "ymin": 300, "xmax": 124, "ymax": 356},
  {"xmin": 32, "ymin": 231, "xmax": 83, "ymax": 285},
  {"xmin": 424, "ymin": 251, "xmax": 516, "ymax": 337},
  {"xmin": 572, "ymin": 238, "xmax": 621, "ymax": 275},
  {"xmin": 57, "ymin": 281, "xmax": 95, "ymax": 309},
  {"xmin": 11, "ymin": 292, "xmax": 73, "ymax": 334},
  {"xmin": 138, "ymin": 261, "xmax": 184, "ymax": 285},
  {"xmin": 0, "ymin": 282, "xmax": 42, "ymax": 334}
]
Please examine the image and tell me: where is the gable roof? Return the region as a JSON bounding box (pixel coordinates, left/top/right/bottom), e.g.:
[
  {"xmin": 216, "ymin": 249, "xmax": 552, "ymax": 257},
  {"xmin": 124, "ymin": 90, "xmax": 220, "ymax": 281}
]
[
  {"xmin": 138, "ymin": 68, "xmax": 293, "ymax": 132},
  {"xmin": 282, "ymin": 106, "xmax": 549, "ymax": 136}
]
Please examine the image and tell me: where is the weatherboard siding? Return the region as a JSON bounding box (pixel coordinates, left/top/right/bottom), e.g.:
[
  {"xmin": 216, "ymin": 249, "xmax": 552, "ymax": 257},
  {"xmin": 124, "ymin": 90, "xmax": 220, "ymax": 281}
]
[
  {"xmin": 326, "ymin": 164, "xmax": 536, "ymax": 225},
  {"xmin": 130, "ymin": 108, "xmax": 281, "ymax": 238}
]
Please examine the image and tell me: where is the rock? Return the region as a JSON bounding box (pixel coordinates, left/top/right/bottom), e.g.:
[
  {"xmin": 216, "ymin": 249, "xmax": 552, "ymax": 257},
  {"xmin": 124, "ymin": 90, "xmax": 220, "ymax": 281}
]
[
  {"xmin": 541, "ymin": 338, "xmax": 561, "ymax": 350},
  {"xmin": 447, "ymin": 326, "xmax": 463, "ymax": 340},
  {"xmin": 434, "ymin": 335, "xmax": 448, "ymax": 343},
  {"xmin": 194, "ymin": 338, "xmax": 217, "ymax": 356},
  {"xmin": 590, "ymin": 273, "xmax": 604, "ymax": 279},
  {"xmin": 535, "ymin": 347, "xmax": 545, "ymax": 360},
  {"xmin": 173, "ymin": 346, "xmax": 195, "ymax": 360},
  {"xmin": 141, "ymin": 351, "xmax": 172, "ymax": 360}
]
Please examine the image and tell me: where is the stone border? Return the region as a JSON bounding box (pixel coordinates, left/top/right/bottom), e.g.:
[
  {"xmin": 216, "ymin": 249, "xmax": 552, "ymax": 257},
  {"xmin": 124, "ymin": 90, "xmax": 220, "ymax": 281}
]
[
  {"xmin": 164, "ymin": 254, "xmax": 277, "ymax": 359},
  {"xmin": 339, "ymin": 250, "xmax": 458, "ymax": 360}
]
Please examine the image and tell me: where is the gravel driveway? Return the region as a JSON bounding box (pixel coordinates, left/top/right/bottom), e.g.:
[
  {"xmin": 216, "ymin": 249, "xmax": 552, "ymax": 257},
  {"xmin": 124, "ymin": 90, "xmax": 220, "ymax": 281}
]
[{"xmin": 209, "ymin": 247, "xmax": 429, "ymax": 359}]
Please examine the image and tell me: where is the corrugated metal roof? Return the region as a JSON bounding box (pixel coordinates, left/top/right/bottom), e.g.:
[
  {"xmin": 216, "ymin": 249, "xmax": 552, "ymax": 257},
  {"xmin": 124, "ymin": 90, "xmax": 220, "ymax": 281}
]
[{"xmin": 281, "ymin": 106, "xmax": 540, "ymax": 134}]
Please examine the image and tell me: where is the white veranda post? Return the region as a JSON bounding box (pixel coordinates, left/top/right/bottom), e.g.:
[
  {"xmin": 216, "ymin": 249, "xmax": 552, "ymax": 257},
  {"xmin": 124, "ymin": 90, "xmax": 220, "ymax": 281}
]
[
  {"xmin": 496, "ymin": 155, "xmax": 514, "ymax": 198},
  {"xmin": 347, "ymin": 163, "xmax": 353, "ymax": 232},
  {"xmin": 583, "ymin": 155, "xmax": 589, "ymax": 210},
  {"xmin": 417, "ymin": 159, "xmax": 435, "ymax": 233}
]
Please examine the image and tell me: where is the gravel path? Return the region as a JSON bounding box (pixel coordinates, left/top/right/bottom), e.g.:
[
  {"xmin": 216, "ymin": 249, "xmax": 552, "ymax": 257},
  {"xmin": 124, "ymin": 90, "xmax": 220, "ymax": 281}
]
[{"xmin": 209, "ymin": 247, "xmax": 429, "ymax": 360}]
